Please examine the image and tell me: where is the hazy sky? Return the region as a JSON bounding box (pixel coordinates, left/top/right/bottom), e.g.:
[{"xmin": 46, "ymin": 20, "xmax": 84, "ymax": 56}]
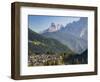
[{"xmin": 28, "ymin": 15, "xmax": 80, "ymax": 33}]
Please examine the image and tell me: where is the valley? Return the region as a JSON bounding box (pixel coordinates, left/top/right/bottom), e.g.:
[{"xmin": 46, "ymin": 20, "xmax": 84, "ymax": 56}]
[{"xmin": 28, "ymin": 27, "xmax": 88, "ymax": 66}]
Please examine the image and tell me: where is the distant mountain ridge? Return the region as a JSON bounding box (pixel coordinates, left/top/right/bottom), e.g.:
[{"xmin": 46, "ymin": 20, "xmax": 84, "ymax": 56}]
[{"xmin": 41, "ymin": 17, "xmax": 88, "ymax": 54}]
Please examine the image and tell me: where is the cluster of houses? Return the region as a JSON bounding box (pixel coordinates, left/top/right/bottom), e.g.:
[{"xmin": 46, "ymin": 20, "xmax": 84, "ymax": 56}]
[{"xmin": 28, "ymin": 54, "xmax": 64, "ymax": 66}]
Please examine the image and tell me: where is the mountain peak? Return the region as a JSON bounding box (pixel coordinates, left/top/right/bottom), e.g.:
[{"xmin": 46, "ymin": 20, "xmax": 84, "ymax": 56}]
[{"xmin": 42, "ymin": 23, "xmax": 64, "ymax": 33}]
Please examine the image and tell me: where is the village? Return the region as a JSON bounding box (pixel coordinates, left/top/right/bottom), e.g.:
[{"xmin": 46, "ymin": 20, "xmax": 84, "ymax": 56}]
[{"xmin": 28, "ymin": 54, "xmax": 64, "ymax": 66}]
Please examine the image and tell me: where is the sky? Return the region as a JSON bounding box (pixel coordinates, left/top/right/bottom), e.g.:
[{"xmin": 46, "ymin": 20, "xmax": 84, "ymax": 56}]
[{"xmin": 28, "ymin": 15, "xmax": 80, "ymax": 33}]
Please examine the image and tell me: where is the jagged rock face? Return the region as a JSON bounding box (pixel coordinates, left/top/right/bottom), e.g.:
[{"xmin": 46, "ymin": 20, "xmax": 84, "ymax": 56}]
[{"xmin": 42, "ymin": 22, "xmax": 64, "ymax": 33}]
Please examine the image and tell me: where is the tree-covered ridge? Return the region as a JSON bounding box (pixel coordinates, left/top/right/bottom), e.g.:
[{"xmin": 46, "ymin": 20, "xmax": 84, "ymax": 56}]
[
  {"xmin": 64, "ymin": 50, "xmax": 88, "ymax": 64},
  {"xmin": 28, "ymin": 28, "xmax": 73, "ymax": 55}
]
